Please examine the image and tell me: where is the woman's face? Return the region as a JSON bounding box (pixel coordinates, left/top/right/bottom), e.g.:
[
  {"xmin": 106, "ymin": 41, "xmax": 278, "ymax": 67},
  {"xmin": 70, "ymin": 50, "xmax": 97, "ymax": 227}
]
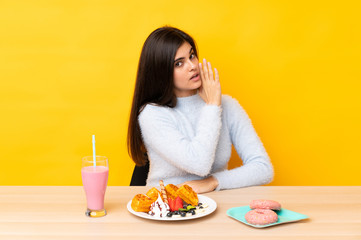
[{"xmin": 173, "ymin": 42, "xmax": 201, "ymax": 97}]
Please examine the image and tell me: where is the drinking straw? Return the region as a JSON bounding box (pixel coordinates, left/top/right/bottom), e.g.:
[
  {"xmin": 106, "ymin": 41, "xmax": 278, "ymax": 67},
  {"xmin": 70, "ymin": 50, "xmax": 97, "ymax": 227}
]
[{"xmin": 92, "ymin": 135, "xmax": 96, "ymax": 167}]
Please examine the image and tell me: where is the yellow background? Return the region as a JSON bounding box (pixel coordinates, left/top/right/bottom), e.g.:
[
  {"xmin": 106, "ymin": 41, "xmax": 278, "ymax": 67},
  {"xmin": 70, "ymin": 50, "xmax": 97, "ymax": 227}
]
[{"xmin": 1, "ymin": 0, "xmax": 360, "ymax": 186}]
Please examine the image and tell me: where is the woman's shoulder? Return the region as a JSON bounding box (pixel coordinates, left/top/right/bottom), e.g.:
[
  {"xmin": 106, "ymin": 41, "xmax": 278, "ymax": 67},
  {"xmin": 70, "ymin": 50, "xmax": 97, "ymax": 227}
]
[
  {"xmin": 138, "ymin": 103, "xmax": 173, "ymax": 121},
  {"xmin": 221, "ymin": 94, "xmax": 249, "ymax": 120},
  {"xmin": 221, "ymin": 94, "xmax": 243, "ymax": 109}
]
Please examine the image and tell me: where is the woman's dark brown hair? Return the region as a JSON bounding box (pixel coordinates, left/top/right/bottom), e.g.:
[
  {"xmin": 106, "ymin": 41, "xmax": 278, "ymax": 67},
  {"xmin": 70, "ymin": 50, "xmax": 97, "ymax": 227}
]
[{"xmin": 127, "ymin": 26, "xmax": 198, "ymax": 166}]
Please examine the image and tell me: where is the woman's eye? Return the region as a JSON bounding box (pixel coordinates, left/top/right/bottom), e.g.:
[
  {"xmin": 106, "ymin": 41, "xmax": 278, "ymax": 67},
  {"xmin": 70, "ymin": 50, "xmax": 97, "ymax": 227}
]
[
  {"xmin": 175, "ymin": 61, "xmax": 182, "ymax": 67},
  {"xmin": 190, "ymin": 53, "xmax": 195, "ymax": 59}
]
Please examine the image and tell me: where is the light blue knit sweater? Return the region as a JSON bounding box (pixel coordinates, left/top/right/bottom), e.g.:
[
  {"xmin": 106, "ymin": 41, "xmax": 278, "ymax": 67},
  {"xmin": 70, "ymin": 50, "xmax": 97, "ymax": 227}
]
[{"xmin": 138, "ymin": 94, "xmax": 273, "ymax": 190}]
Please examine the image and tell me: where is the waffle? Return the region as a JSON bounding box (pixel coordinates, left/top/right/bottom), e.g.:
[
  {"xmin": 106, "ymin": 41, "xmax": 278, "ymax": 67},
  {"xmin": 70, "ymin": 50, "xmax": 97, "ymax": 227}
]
[
  {"xmin": 176, "ymin": 185, "xmax": 199, "ymax": 206},
  {"xmin": 146, "ymin": 187, "xmax": 161, "ymax": 201},
  {"xmin": 131, "ymin": 194, "xmax": 154, "ymax": 212},
  {"xmin": 165, "ymin": 184, "xmax": 179, "ymax": 200}
]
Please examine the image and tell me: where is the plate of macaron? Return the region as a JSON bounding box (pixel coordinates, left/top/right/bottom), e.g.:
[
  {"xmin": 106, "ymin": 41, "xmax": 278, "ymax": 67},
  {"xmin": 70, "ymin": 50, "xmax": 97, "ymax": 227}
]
[{"xmin": 227, "ymin": 199, "xmax": 309, "ymax": 228}]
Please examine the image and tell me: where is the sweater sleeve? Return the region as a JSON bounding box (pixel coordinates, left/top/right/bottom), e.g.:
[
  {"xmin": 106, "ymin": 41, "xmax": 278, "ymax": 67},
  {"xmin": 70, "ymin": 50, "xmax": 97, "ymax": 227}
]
[
  {"xmin": 139, "ymin": 103, "xmax": 222, "ymax": 177},
  {"xmin": 212, "ymin": 96, "xmax": 274, "ymax": 190}
]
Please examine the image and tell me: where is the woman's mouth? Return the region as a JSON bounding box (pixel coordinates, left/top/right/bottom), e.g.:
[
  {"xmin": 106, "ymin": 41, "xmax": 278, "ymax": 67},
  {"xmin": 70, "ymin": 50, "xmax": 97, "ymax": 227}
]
[{"xmin": 190, "ymin": 74, "xmax": 200, "ymax": 81}]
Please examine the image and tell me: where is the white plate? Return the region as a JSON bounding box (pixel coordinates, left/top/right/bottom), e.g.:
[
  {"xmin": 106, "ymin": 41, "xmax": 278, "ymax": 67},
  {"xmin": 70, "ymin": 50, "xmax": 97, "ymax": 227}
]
[{"xmin": 127, "ymin": 195, "xmax": 217, "ymax": 221}]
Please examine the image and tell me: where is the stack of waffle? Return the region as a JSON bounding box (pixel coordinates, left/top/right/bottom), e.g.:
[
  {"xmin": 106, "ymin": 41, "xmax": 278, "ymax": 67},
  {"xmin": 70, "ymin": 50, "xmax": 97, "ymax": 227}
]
[{"xmin": 131, "ymin": 182, "xmax": 199, "ymax": 212}]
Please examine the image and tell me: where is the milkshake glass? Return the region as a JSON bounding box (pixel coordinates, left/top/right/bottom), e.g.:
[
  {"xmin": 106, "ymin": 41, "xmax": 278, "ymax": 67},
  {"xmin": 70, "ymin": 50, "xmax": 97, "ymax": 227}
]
[{"xmin": 81, "ymin": 156, "xmax": 109, "ymax": 217}]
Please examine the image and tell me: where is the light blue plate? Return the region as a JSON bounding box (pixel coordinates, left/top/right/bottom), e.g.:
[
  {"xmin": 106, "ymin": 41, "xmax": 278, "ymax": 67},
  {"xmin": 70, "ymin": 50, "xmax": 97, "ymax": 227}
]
[{"xmin": 227, "ymin": 206, "xmax": 309, "ymax": 228}]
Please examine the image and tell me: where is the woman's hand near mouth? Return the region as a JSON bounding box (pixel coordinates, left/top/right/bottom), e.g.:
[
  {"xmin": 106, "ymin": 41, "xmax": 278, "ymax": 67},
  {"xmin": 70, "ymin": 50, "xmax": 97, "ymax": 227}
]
[{"xmin": 198, "ymin": 58, "xmax": 221, "ymax": 106}]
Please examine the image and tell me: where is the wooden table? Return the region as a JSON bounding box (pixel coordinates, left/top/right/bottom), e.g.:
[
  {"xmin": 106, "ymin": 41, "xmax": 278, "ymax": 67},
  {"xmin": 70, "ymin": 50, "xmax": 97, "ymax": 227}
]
[{"xmin": 0, "ymin": 186, "xmax": 360, "ymax": 240}]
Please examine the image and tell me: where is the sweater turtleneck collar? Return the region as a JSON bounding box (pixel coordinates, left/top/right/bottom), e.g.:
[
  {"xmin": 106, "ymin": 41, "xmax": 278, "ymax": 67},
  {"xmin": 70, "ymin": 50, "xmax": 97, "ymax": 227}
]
[{"xmin": 175, "ymin": 93, "xmax": 204, "ymax": 111}]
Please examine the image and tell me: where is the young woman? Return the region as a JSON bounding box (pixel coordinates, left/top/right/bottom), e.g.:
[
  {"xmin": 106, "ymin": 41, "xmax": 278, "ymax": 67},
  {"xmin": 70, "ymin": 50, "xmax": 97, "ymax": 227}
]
[{"xmin": 128, "ymin": 26, "xmax": 273, "ymax": 193}]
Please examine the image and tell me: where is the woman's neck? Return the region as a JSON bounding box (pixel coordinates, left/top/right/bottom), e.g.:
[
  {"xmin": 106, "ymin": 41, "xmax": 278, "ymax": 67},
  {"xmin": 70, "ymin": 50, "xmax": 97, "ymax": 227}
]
[{"xmin": 174, "ymin": 89, "xmax": 198, "ymax": 98}]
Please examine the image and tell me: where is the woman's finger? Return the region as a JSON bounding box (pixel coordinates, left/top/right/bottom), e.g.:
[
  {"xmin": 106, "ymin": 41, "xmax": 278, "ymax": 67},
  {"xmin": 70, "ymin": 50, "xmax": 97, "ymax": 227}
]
[
  {"xmin": 207, "ymin": 61, "xmax": 214, "ymax": 81},
  {"xmin": 199, "ymin": 63, "xmax": 205, "ymax": 82},
  {"xmin": 202, "ymin": 59, "xmax": 209, "ymax": 80},
  {"xmin": 215, "ymin": 68, "xmax": 219, "ymax": 82}
]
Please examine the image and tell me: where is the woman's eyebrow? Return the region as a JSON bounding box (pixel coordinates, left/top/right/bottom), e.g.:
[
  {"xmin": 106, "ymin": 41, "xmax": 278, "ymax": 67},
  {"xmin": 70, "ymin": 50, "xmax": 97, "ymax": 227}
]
[{"xmin": 174, "ymin": 47, "xmax": 194, "ymax": 62}]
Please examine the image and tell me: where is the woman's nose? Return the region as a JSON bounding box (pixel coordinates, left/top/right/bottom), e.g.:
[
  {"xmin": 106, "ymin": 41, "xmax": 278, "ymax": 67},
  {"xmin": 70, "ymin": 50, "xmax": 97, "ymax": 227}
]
[{"xmin": 188, "ymin": 60, "xmax": 196, "ymax": 71}]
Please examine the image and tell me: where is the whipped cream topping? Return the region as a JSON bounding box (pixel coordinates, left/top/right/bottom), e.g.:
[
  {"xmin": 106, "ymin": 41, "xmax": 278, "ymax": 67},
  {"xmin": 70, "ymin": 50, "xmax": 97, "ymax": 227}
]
[{"xmin": 148, "ymin": 194, "xmax": 170, "ymax": 217}]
